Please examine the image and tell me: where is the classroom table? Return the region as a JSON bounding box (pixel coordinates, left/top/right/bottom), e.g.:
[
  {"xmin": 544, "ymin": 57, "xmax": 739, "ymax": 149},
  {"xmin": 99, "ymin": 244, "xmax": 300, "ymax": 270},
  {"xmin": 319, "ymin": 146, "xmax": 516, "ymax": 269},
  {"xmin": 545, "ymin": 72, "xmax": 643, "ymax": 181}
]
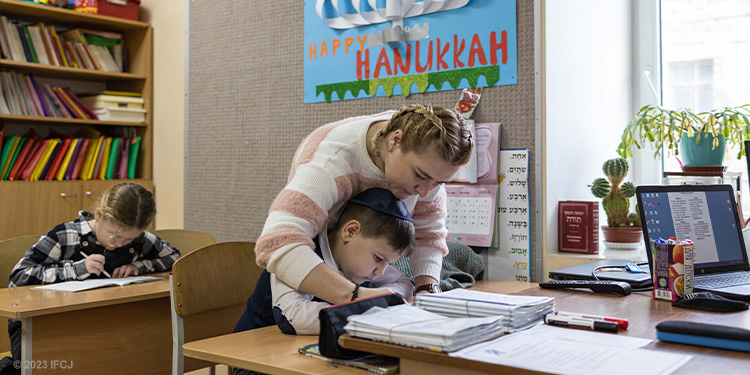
[
  {"xmin": 183, "ymin": 281, "xmax": 750, "ymax": 375},
  {"xmin": 0, "ymin": 274, "xmax": 172, "ymax": 375},
  {"xmin": 342, "ymin": 281, "xmax": 750, "ymax": 375}
]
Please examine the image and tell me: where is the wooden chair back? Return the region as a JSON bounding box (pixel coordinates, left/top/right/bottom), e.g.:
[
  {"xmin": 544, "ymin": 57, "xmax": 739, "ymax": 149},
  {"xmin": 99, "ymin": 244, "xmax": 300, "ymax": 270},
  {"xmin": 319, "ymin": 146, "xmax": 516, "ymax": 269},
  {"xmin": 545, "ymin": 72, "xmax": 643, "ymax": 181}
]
[
  {"xmin": 0, "ymin": 235, "xmax": 39, "ymax": 289},
  {"xmin": 170, "ymin": 241, "xmax": 264, "ymax": 374},
  {"xmin": 153, "ymin": 229, "xmax": 216, "ymax": 256}
]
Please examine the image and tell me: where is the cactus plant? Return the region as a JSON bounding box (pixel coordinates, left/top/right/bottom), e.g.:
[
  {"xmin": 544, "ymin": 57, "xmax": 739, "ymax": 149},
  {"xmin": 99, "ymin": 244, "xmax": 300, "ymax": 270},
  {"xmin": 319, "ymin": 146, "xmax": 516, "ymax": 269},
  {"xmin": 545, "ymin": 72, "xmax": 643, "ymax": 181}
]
[{"xmin": 591, "ymin": 158, "xmax": 641, "ymax": 228}]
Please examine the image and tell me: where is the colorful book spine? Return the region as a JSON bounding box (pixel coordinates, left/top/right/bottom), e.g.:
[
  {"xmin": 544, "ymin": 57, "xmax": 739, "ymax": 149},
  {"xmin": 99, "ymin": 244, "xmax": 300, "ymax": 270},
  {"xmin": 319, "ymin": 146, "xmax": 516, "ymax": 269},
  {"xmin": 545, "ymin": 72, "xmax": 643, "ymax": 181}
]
[
  {"xmin": 68, "ymin": 138, "xmax": 89, "ymax": 180},
  {"xmin": 55, "ymin": 138, "xmax": 78, "ymax": 180},
  {"xmin": 8, "ymin": 138, "xmax": 36, "ymax": 181},
  {"xmin": 20, "ymin": 139, "xmax": 48, "ymax": 180},
  {"xmin": 127, "ymin": 137, "xmax": 140, "ymax": 179},
  {"xmin": 2, "ymin": 137, "xmax": 26, "ymax": 180},
  {"xmin": 98, "ymin": 137, "xmax": 112, "ymax": 180},
  {"xmin": 8, "ymin": 139, "xmax": 38, "ymax": 181}
]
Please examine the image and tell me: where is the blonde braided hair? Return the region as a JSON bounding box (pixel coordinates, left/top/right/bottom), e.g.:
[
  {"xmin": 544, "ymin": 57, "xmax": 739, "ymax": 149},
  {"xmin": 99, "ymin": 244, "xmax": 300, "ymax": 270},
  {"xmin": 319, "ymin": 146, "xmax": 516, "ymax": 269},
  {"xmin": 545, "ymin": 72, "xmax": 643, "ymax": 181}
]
[{"xmin": 371, "ymin": 104, "xmax": 473, "ymax": 166}]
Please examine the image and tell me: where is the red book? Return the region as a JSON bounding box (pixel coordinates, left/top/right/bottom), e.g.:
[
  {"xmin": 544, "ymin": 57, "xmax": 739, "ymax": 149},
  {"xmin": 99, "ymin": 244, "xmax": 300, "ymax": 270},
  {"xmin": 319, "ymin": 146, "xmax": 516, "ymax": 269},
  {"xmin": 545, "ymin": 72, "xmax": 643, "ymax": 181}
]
[
  {"xmin": 12, "ymin": 140, "xmax": 41, "ymax": 181},
  {"xmin": 44, "ymin": 137, "xmax": 71, "ymax": 180},
  {"xmin": 7, "ymin": 138, "xmax": 35, "ymax": 180},
  {"xmin": 69, "ymin": 138, "xmax": 90, "ymax": 180},
  {"xmin": 20, "ymin": 139, "xmax": 48, "ymax": 180},
  {"xmin": 558, "ymin": 201, "xmax": 599, "ymax": 254}
]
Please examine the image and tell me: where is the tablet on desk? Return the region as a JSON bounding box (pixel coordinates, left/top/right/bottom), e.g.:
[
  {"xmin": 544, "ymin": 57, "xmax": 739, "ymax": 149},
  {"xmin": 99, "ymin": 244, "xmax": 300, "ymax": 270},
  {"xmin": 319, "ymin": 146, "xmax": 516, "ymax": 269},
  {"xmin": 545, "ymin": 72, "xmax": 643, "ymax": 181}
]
[{"xmin": 548, "ymin": 259, "xmax": 653, "ymax": 288}]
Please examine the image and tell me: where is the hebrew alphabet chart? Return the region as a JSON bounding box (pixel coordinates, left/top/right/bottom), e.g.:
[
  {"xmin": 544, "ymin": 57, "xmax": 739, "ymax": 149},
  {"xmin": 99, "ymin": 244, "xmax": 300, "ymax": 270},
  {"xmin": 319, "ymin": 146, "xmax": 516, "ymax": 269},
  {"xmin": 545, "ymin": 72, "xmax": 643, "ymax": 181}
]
[{"xmin": 489, "ymin": 149, "xmax": 530, "ymax": 282}]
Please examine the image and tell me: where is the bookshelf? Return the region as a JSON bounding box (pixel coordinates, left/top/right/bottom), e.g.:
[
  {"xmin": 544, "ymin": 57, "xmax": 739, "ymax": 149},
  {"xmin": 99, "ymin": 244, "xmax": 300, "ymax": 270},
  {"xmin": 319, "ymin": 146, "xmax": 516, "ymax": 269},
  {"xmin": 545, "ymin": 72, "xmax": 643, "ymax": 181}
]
[{"xmin": 0, "ymin": 0, "xmax": 153, "ymax": 240}]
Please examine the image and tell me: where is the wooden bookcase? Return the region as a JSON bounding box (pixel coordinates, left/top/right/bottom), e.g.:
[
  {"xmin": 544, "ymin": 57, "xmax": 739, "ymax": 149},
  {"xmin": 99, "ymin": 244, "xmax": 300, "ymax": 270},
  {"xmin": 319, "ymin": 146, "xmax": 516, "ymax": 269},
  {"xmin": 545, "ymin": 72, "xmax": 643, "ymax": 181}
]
[{"xmin": 0, "ymin": 1, "xmax": 153, "ymax": 240}]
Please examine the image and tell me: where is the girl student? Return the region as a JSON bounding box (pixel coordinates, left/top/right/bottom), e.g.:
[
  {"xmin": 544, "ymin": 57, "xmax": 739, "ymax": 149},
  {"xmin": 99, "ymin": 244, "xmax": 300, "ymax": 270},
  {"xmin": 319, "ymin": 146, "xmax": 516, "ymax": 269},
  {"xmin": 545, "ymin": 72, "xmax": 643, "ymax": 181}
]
[
  {"xmin": 255, "ymin": 104, "xmax": 474, "ymax": 306},
  {"xmin": 0, "ymin": 182, "xmax": 180, "ymax": 375}
]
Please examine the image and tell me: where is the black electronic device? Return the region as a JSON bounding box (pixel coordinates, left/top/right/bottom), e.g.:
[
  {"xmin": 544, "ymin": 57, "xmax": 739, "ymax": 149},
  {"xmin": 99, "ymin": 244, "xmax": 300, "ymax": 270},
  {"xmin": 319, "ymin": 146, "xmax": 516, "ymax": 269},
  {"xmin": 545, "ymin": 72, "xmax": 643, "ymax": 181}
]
[
  {"xmin": 538, "ymin": 280, "xmax": 632, "ymax": 295},
  {"xmin": 548, "ymin": 259, "xmax": 652, "ymax": 288}
]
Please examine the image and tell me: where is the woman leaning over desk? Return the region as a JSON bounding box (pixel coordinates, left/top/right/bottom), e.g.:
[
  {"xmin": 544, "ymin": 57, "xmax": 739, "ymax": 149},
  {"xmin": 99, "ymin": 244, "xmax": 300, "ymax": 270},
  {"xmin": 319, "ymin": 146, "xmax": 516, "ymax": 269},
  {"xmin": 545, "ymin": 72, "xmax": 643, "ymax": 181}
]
[{"xmin": 255, "ymin": 104, "xmax": 474, "ymax": 304}]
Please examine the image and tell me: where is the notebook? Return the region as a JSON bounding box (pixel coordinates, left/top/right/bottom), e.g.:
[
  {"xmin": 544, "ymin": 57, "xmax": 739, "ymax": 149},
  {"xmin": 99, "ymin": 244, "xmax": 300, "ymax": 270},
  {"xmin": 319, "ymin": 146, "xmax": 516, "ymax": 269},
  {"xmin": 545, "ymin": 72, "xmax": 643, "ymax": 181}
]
[
  {"xmin": 636, "ymin": 184, "xmax": 750, "ymax": 301},
  {"xmin": 548, "ymin": 259, "xmax": 653, "ymax": 288}
]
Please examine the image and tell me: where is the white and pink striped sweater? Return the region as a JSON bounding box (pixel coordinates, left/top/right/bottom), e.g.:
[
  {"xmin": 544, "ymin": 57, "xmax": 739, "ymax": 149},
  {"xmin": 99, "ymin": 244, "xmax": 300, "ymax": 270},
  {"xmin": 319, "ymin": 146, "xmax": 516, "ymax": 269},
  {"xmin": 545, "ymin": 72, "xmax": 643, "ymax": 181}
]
[{"xmin": 256, "ymin": 111, "xmax": 449, "ymax": 289}]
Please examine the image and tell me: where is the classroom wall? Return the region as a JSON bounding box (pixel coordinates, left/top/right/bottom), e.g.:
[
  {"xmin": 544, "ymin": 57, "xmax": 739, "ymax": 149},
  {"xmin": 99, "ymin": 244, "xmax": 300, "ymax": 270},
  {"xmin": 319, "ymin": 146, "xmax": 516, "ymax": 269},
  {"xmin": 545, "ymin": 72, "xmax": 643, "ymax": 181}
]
[
  {"xmin": 140, "ymin": 0, "xmax": 186, "ymax": 230},
  {"xmin": 184, "ymin": 1, "xmax": 540, "ymax": 278},
  {"xmin": 544, "ymin": 0, "xmax": 633, "ymax": 254}
]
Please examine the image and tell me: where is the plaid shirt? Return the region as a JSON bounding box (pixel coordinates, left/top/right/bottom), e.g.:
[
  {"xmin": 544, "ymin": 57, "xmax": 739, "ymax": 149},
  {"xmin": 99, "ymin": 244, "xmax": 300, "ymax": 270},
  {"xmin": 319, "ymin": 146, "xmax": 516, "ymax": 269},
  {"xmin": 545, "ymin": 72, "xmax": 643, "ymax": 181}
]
[{"xmin": 9, "ymin": 211, "xmax": 181, "ymax": 287}]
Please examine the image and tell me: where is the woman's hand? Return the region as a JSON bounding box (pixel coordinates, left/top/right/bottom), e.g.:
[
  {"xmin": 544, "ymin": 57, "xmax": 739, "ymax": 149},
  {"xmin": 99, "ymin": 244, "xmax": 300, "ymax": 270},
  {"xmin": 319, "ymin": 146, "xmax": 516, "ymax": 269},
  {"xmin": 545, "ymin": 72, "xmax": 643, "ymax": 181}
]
[
  {"xmin": 83, "ymin": 254, "xmax": 106, "ymax": 276},
  {"xmin": 112, "ymin": 264, "xmax": 140, "ymax": 278}
]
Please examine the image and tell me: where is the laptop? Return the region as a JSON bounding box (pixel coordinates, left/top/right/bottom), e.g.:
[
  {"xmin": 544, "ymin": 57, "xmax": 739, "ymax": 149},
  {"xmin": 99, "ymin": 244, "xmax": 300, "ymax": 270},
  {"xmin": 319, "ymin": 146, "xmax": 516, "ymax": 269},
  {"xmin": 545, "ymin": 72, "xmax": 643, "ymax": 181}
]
[
  {"xmin": 548, "ymin": 259, "xmax": 653, "ymax": 288},
  {"xmin": 636, "ymin": 184, "xmax": 750, "ymax": 301}
]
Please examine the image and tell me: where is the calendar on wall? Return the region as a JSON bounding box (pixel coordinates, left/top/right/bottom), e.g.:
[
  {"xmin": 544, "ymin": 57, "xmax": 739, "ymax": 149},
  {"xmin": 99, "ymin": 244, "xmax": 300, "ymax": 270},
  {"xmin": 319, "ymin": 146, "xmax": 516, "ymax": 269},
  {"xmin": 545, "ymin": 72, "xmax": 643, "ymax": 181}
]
[{"xmin": 445, "ymin": 184, "xmax": 499, "ymax": 246}]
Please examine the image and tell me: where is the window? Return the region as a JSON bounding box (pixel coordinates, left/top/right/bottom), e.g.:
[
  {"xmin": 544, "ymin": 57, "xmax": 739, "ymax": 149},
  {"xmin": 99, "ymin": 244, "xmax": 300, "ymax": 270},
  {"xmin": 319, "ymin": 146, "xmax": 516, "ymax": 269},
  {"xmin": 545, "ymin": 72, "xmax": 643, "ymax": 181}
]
[{"xmin": 636, "ymin": 0, "xmax": 750, "ymax": 215}]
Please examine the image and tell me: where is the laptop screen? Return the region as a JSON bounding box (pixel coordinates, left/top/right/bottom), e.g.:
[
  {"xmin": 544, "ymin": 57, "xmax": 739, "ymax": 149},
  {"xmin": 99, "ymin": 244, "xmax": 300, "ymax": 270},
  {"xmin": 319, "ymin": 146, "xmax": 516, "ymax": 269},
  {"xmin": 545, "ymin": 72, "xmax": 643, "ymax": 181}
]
[{"xmin": 636, "ymin": 185, "xmax": 749, "ymax": 275}]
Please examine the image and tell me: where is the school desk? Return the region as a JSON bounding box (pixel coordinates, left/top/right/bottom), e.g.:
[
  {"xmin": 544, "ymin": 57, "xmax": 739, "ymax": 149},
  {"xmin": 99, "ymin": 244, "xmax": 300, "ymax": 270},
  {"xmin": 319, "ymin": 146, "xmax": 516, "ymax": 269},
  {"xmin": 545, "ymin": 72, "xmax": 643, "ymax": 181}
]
[
  {"xmin": 339, "ymin": 281, "xmax": 750, "ymax": 375},
  {"xmin": 181, "ymin": 325, "xmax": 363, "ymax": 375}
]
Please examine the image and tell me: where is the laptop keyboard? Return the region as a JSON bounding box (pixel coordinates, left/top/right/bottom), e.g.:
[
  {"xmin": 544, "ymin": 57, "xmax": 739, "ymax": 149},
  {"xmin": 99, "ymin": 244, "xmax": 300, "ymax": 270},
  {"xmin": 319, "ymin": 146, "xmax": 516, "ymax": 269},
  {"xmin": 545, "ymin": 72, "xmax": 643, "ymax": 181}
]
[{"xmin": 695, "ymin": 272, "xmax": 750, "ymax": 289}]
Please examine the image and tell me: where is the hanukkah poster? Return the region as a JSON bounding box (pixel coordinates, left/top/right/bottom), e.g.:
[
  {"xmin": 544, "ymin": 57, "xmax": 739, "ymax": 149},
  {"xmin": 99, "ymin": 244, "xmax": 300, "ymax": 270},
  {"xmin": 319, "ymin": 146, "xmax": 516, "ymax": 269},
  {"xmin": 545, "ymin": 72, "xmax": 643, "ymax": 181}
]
[{"xmin": 304, "ymin": 0, "xmax": 518, "ymax": 103}]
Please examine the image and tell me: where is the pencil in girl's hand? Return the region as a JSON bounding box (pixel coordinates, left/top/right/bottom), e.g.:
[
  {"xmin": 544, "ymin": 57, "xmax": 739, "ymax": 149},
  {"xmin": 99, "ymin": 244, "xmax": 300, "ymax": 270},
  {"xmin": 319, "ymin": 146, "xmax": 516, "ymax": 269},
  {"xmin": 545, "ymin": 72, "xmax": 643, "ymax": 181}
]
[{"xmin": 79, "ymin": 251, "xmax": 112, "ymax": 278}]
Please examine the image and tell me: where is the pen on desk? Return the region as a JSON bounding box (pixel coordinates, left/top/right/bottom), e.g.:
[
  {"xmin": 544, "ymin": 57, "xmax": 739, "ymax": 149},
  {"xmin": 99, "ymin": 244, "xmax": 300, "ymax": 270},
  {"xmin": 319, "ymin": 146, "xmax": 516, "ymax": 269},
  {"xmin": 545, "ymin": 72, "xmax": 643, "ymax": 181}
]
[
  {"xmin": 544, "ymin": 314, "xmax": 619, "ymax": 332},
  {"xmin": 79, "ymin": 251, "xmax": 112, "ymax": 278},
  {"xmin": 554, "ymin": 311, "xmax": 628, "ymax": 329}
]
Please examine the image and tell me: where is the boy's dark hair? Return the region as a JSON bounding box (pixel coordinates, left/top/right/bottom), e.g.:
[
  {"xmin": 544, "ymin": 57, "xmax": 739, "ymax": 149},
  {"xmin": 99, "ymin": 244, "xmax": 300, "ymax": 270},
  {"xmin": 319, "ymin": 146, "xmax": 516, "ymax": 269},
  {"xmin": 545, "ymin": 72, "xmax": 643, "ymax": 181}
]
[{"xmin": 335, "ymin": 202, "xmax": 415, "ymax": 257}]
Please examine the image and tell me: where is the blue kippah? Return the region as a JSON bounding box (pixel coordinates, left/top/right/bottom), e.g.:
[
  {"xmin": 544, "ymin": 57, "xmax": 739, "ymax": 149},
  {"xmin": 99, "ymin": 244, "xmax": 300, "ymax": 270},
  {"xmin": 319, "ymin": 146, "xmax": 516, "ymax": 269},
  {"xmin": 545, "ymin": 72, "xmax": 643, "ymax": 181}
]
[{"xmin": 349, "ymin": 188, "xmax": 413, "ymax": 222}]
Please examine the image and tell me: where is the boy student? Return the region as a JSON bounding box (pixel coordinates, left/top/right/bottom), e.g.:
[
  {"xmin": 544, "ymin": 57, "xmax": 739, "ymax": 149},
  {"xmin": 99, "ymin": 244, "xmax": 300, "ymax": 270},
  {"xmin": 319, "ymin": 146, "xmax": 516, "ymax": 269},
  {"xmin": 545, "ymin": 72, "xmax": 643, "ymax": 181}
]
[
  {"xmin": 0, "ymin": 183, "xmax": 180, "ymax": 375},
  {"xmin": 233, "ymin": 187, "xmax": 415, "ymax": 338}
]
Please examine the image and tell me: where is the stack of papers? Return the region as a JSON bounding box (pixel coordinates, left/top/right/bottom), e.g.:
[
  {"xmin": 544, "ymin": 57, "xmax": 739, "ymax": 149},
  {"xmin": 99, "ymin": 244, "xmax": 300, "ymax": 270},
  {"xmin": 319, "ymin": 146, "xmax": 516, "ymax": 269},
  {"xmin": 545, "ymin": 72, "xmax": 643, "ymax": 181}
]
[
  {"xmin": 416, "ymin": 289, "xmax": 555, "ymax": 330},
  {"xmin": 343, "ymin": 304, "xmax": 506, "ymax": 352}
]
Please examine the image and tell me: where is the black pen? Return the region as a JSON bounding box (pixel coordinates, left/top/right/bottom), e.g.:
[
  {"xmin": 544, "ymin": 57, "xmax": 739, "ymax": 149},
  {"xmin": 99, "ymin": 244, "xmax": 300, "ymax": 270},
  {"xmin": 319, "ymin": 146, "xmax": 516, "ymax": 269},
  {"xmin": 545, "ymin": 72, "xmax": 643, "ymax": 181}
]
[{"xmin": 544, "ymin": 313, "xmax": 619, "ymax": 332}]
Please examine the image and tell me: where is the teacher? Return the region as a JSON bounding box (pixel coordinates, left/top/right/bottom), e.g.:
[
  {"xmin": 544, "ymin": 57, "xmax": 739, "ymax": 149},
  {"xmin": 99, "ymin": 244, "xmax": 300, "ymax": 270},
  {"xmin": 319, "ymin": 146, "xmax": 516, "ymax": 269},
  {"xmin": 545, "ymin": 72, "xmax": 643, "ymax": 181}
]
[{"xmin": 255, "ymin": 104, "xmax": 474, "ymax": 304}]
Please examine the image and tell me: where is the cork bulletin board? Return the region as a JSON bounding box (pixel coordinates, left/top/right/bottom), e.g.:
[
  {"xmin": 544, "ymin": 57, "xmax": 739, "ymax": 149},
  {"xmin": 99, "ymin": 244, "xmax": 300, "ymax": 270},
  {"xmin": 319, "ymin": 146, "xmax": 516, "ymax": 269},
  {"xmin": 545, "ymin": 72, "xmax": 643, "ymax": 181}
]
[{"xmin": 186, "ymin": 1, "xmax": 538, "ymax": 279}]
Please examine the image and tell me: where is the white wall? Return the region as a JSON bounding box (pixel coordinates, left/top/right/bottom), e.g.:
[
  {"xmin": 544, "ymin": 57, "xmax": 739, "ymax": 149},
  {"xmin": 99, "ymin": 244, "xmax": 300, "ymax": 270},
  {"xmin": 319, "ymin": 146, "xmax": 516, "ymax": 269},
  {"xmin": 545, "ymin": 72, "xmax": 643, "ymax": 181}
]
[
  {"xmin": 139, "ymin": 0, "xmax": 186, "ymax": 229},
  {"xmin": 545, "ymin": 0, "xmax": 634, "ymax": 254}
]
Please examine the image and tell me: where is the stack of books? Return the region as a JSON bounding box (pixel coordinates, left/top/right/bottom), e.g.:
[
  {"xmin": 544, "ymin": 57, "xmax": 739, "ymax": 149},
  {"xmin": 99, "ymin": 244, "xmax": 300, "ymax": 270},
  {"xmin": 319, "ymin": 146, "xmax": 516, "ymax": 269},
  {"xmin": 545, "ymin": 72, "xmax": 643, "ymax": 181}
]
[
  {"xmin": 343, "ymin": 304, "xmax": 507, "ymax": 352},
  {"xmin": 79, "ymin": 91, "xmax": 146, "ymax": 123},
  {"xmin": 416, "ymin": 289, "xmax": 555, "ymax": 331}
]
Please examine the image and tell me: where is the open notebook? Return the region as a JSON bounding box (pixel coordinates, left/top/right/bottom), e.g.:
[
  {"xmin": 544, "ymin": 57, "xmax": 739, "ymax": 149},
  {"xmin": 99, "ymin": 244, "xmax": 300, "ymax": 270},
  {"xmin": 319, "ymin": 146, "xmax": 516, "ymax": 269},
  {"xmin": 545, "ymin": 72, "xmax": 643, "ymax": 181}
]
[{"xmin": 32, "ymin": 276, "xmax": 163, "ymax": 292}]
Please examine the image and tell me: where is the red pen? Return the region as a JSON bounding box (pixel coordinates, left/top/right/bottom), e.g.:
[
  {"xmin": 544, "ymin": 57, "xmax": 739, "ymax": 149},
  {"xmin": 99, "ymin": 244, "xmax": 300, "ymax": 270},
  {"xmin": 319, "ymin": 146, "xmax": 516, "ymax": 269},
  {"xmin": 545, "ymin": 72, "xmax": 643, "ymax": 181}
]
[{"xmin": 554, "ymin": 311, "xmax": 628, "ymax": 329}]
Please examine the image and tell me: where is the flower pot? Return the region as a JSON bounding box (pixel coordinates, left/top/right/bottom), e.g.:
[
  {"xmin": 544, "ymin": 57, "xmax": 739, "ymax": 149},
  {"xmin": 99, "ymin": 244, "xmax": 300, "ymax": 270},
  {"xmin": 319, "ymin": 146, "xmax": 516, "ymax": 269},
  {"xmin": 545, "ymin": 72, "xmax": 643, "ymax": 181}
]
[
  {"xmin": 601, "ymin": 226, "xmax": 642, "ymax": 243},
  {"xmin": 680, "ymin": 133, "xmax": 726, "ymax": 167}
]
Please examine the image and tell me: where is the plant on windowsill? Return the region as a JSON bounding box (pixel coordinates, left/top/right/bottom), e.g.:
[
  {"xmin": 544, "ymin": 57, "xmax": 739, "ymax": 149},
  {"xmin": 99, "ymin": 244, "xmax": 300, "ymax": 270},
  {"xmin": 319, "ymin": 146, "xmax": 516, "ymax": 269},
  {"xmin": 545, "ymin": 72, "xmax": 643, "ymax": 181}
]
[
  {"xmin": 617, "ymin": 104, "xmax": 750, "ymax": 170},
  {"xmin": 590, "ymin": 158, "xmax": 642, "ymax": 248}
]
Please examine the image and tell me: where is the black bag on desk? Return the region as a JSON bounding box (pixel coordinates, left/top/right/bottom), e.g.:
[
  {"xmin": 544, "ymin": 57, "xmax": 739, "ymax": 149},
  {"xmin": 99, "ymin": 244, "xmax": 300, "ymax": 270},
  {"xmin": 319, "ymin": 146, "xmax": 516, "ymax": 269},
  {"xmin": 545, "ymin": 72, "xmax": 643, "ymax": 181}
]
[{"xmin": 318, "ymin": 293, "xmax": 404, "ymax": 359}]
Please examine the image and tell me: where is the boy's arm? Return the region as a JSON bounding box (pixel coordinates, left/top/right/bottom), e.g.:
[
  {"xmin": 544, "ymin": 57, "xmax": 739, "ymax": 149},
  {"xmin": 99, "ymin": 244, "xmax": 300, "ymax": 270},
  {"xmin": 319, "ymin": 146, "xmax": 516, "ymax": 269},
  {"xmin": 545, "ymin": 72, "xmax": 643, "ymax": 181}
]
[
  {"xmin": 370, "ymin": 265, "xmax": 414, "ymax": 302},
  {"xmin": 130, "ymin": 231, "xmax": 181, "ymax": 274},
  {"xmin": 9, "ymin": 229, "xmax": 90, "ymax": 287},
  {"xmin": 270, "ymin": 272, "xmax": 330, "ymax": 335}
]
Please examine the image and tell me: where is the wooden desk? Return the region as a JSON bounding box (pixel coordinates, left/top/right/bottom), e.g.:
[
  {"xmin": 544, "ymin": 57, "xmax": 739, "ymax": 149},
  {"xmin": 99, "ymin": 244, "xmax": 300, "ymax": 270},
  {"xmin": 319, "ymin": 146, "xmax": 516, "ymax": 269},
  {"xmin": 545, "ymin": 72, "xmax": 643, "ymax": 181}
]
[
  {"xmin": 182, "ymin": 326, "xmax": 362, "ymax": 375},
  {"xmin": 340, "ymin": 281, "xmax": 750, "ymax": 375},
  {"xmin": 0, "ymin": 275, "xmax": 172, "ymax": 375}
]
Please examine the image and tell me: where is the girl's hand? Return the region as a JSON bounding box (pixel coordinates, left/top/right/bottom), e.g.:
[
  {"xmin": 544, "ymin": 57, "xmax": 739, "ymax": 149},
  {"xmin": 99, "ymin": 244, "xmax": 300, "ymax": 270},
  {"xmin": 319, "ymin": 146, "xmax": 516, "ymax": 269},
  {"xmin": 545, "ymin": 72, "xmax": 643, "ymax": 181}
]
[
  {"xmin": 112, "ymin": 264, "xmax": 139, "ymax": 278},
  {"xmin": 83, "ymin": 254, "xmax": 106, "ymax": 276}
]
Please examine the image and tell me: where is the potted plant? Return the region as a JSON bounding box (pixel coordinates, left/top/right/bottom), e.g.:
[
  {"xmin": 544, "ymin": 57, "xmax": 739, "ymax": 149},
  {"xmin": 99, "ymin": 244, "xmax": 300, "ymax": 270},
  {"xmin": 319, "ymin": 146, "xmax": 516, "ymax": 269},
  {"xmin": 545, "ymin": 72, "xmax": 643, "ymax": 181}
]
[
  {"xmin": 617, "ymin": 104, "xmax": 750, "ymax": 168},
  {"xmin": 590, "ymin": 158, "xmax": 642, "ymax": 247}
]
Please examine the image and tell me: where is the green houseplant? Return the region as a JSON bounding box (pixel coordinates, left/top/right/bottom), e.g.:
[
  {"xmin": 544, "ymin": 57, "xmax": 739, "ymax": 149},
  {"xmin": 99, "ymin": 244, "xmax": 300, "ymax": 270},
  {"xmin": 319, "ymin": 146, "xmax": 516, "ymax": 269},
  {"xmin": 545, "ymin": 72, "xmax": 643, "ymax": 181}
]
[
  {"xmin": 617, "ymin": 104, "xmax": 750, "ymax": 166},
  {"xmin": 590, "ymin": 158, "xmax": 642, "ymax": 245}
]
